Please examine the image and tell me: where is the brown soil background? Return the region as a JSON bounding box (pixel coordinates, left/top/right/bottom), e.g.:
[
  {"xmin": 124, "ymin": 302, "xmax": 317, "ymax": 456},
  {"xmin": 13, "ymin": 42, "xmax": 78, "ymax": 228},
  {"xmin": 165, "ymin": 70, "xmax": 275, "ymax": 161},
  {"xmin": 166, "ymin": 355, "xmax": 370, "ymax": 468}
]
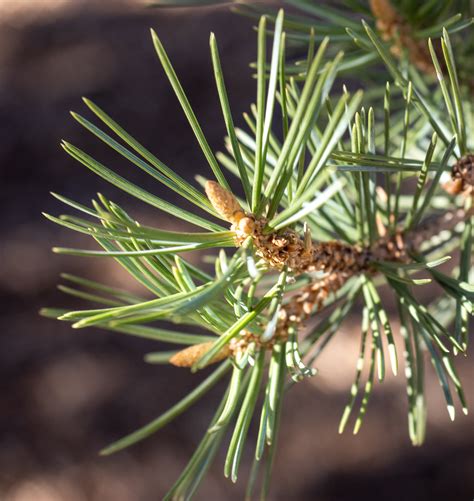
[{"xmin": 0, "ymin": 1, "xmax": 473, "ymax": 500}]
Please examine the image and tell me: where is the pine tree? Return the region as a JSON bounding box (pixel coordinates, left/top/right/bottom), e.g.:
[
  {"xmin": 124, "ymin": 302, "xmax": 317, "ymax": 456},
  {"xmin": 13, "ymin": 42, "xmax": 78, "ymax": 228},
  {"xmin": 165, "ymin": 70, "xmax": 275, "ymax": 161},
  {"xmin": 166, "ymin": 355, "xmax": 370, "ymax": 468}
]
[{"xmin": 42, "ymin": 1, "xmax": 473, "ymax": 498}]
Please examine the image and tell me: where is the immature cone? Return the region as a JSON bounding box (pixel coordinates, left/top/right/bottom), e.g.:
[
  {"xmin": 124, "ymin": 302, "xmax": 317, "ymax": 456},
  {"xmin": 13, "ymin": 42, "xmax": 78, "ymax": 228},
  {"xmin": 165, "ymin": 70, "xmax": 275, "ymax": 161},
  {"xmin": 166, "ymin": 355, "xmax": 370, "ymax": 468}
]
[{"xmin": 170, "ymin": 342, "xmax": 231, "ymax": 368}]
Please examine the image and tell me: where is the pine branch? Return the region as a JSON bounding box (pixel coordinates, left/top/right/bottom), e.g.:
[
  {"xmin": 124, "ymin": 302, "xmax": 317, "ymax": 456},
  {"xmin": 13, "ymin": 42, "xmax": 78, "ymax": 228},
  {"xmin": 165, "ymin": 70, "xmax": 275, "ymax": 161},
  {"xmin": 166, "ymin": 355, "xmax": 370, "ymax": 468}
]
[{"xmin": 41, "ymin": 8, "xmax": 473, "ymax": 499}]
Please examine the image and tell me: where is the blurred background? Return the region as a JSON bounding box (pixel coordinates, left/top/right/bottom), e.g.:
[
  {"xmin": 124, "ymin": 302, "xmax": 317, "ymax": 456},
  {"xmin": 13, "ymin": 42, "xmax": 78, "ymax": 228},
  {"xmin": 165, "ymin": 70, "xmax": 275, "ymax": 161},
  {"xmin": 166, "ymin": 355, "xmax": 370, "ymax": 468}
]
[{"xmin": 0, "ymin": 1, "xmax": 473, "ymax": 499}]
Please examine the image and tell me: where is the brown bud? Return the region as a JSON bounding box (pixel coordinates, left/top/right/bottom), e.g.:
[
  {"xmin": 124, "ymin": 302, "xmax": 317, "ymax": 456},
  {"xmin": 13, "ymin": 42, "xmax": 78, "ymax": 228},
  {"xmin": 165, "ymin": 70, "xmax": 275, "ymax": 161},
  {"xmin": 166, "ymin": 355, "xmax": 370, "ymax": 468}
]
[
  {"xmin": 169, "ymin": 342, "xmax": 230, "ymax": 368},
  {"xmin": 205, "ymin": 181, "xmax": 243, "ymax": 223}
]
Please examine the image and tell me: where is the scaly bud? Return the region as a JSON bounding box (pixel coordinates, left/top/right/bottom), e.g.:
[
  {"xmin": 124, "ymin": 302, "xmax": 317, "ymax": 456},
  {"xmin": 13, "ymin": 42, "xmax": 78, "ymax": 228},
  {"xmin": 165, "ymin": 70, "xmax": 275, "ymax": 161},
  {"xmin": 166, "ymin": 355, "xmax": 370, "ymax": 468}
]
[
  {"xmin": 205, "ymin": 181, "xmax": 245, "ymax": 223},
  {"xmin": 170, "ymin": 341, "xmax": 231, "ymax": 368}
]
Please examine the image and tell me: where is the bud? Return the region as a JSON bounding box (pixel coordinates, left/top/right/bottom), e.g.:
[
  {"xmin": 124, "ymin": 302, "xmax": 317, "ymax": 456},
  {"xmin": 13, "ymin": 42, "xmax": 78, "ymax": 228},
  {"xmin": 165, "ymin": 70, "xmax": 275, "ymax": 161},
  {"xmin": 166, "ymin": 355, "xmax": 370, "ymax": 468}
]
[
  {"xmin": 205, "ymin": 181, "xmax": 244, "ymax": 223},
  {"xmin": 169, "ymin": 341, "xmax": 231, "ymax": 368}
]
